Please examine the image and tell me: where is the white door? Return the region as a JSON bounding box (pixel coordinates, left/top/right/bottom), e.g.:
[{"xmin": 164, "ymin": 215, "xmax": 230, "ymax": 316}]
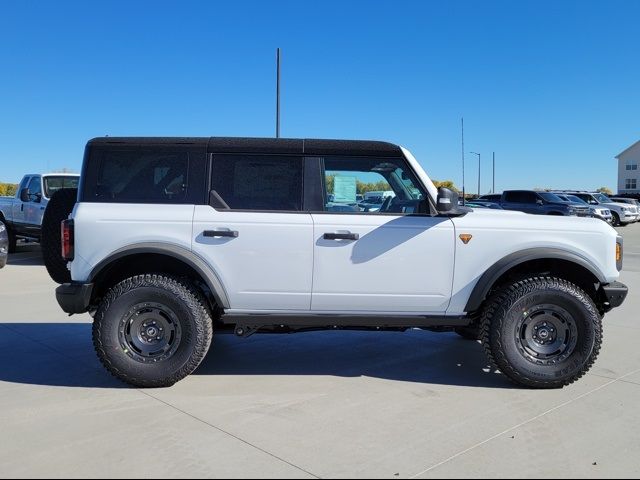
[
  {"xmin": 311, "ymin": 155, "xmax": 455, "ymax": 313},
  {"xmin": 192, "ymin": 154, "xmax": 314, "ymax": 312}
]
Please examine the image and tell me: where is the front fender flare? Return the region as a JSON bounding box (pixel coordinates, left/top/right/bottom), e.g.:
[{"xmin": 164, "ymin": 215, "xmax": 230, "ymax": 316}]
[{"xmin": 464, "ymin": 247, "xmax": 606, "ymax": 313}]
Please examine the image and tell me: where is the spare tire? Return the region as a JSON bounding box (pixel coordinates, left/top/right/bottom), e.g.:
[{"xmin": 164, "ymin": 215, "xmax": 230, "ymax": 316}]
[{"xmin": 42, "ymin": 188, "xmax": 77, "ymax": 284}]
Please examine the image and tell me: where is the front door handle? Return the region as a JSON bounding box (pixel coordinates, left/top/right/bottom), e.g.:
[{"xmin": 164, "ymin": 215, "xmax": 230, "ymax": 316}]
[
  {"xmin": 203, "ymin": 229, "xmax": 239, "ymax": 238},
  {"xmin": 323, "ymin": 232, "xmax": 359, "ymax": 241}
]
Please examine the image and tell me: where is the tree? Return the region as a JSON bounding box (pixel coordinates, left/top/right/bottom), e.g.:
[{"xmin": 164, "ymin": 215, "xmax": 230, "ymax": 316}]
[
  {"xmin": 432, "ymin": 180, "xmax": 459, "ymax": 192},
  {"xmin": 596, "ymin": 186, "xmax": 613, "ymax": 196},
  {"xmin": 0, "ymin": 183, "xmax": 18, "ymax": 197}
]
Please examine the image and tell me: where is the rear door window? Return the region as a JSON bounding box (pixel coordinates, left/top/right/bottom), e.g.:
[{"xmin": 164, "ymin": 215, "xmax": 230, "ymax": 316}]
[{"xmin": 210, "ymin": 155, "xmax": 303, "ymax": 211}]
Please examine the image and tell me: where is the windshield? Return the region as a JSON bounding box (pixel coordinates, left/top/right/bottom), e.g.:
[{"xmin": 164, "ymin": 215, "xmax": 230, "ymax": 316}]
[
  {"xmin": 44, "ymin": 176, "xmax": 79, "ymax": 198},
  {"xmin": 566, "ymin": 195, "xmax": 588, "ymax": 205},
  {"xmin": 593, "ymin": 193, "xmax": 611, "ymax": 203},
  {"xmin": 538, "ymin": 192, "xmax": 564, "ymax": 203}
]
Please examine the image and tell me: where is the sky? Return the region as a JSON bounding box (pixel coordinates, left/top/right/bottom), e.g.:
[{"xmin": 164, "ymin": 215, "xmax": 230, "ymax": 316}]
[{"xmin": 0, "ymin": 0, "xmax": 639, "ymax": 193}]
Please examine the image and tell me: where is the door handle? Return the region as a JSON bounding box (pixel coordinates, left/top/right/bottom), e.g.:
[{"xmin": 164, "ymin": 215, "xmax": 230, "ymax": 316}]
[
  {"xmin": 323, "ymin": 232, "xmax": 359, "ymax": 241},
  {"xmin": 203, "ymin": 229, "xmax": 239, "ymax": 238}
]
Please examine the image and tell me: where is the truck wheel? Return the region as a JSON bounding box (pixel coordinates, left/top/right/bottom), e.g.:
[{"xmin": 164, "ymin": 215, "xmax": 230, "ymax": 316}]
[
  {"xmin": 611, "ymin": 212, "xmax": 621, "ymax": 227},
  {"xmin": 93, "ymin": 274, "xmax": 213, "ymax": 388},
  {"xmin": 480, "ymin": 276, "xmax": 601, "ymax": 389},
  {"xmin": 41, "ymin": 188, "xmax": 77, "ymax": 284}
]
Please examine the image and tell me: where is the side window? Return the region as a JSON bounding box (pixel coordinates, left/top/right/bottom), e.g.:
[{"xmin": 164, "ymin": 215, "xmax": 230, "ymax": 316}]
[
  {"xmin": 321, "ymin": 156, "xmax": 427, "ymax": 214},
  {"xmin": 27, "ymin": 176, "xmax": 42, "ymax": 201},
  {"xmin": 18, "ymin": 176, "xmax": 31, "ymax": 194},
  {"xmin": 95, "ymin": 150, "xmax": 189, "ymax": 203},
  {"xmin": 522, "ymin": 192, "xmax": 538, "ymax": 204},
  {"xmin": 211, "ymin": 155, "xmax": 303, "ymax": 211},
  {"xmin": 503, "ymin": 191, "xmax": 523, "ymax": 203}
]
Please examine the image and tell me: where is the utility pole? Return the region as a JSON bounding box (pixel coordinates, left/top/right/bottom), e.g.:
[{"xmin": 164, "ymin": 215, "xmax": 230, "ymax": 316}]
[
  {"xmin": 461, "ymin": 118, "xmax": 465, "ymax": 204},
  {"xmin": 492, "ymin": 151, "xmax": 495, "ymax": 193},
  {"xmin": 276, "ymin": 48, "xmax": 281, "ymax": 138},
  {"xmin": 470, "ymin": 151, "xmax": 481, "ymax": 197}
]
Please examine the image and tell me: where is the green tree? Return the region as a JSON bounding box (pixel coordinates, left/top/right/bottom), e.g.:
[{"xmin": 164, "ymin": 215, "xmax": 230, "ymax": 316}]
[
  {"xmin": 596, "ymin": 186, "xmax": 613, "ymax": 196},
  {"xmin": 0, "ymin": 183, "xmax": 18, "ymax": 197},
  {"xmin": 432, "ymin": 180, "xmax": 459, "ymax": 192}
]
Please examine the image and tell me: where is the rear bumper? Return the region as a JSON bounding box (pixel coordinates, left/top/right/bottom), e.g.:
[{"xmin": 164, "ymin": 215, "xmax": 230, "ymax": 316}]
[
  {"xmin": 600, "ymin": 281, "xmax": 628, "ymax": 311},
  {"xmin": 56, "ymin": 282, "xmax": 93, "ymax": 314}
]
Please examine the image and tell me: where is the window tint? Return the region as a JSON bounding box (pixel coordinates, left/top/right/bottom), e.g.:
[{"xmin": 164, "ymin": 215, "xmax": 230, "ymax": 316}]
[
  {"xmin": 321, "ymin": 157, "xmax": 426, "ymax": 214},
  {"xmin": 211, "ymin": 155, "xmax": 303, "ymax": 211},
  {"xmin": 44, "ymin": 176, "xmax": 79, "ymax": 198},
  {"xmin": 95, "ymin": 151, "xmax": 189, "ymax": 203},
  {"xmin": 504, "ymin": 191, "xmax": 540, "ymax": 203},
  {"xmin": 27, "ymin": 176, "xmax": 42, "ymax": 200}
]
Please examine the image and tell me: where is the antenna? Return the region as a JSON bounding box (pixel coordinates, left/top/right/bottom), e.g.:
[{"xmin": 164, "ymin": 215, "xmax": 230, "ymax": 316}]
[
  {"xmin": 461, "ymin": 118, "xmax": 465, "ymax": 204},
  {"xmin": 276, "ymin": 48, "xmax": 281, "ymax": 138}
]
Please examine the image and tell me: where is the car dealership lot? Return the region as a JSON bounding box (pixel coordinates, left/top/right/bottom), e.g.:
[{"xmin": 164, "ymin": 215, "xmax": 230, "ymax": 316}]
[{"xmin": 1, "ymin": 231, "xmax": 639, "ymax": 479}]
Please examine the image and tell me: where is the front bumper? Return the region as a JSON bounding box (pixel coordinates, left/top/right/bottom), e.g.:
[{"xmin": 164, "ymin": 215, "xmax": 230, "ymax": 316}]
[
  {"xmin": 600, "ymin": 281, "xmax": 628, "ymax": 312},
  {"xmin": 56, "ymin": 282, "xmax": 94, "ymax": 314},
  {"xmin": 0, "ymin": 223, "xmax": 8, "ymax": 268}
]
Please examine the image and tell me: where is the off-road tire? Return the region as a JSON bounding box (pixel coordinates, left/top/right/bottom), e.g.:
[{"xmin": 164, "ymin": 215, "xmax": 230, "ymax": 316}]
[
  {"xmin": 42, "ymin": 188, "xmax": 77, "ymax": 283},
  {"xmin": 480, "ymin": 276, "xmax": 602, "ymax": 389},
  {"xmin": 93, "ymin": 274, "xmax": 213, "ymax": 388}
]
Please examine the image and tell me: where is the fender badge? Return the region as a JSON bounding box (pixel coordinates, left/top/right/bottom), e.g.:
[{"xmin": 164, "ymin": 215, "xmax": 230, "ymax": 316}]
[{"xmin": 459, "ymin": 234, "xmax": 473, "ymax": 244}]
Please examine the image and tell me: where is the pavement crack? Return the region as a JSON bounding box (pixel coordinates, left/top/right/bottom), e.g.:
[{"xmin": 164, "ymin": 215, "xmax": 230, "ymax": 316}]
[
  {"xmin": 137, "ymin": 390, "xmax": 321, "ymax": 479},
  {"xmin": 409, "ymin": 367, "xmax": 640, "ymax": 479}
]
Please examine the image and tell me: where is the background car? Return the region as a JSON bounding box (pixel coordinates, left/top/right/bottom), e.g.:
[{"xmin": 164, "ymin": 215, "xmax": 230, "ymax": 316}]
[
  {"xmin": 611, "ymin": 197, "xmax": 640, "ymax": 222},
  {"xmin": 555, "ymin": 193, "xmax": 612, "ymax": 223},
  {"xmin": 0, "ymin": 221, "xmax": 8, "ymax": 268}
]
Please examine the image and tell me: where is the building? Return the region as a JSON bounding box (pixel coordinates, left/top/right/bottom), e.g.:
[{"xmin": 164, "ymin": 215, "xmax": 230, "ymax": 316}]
[{"xmin": 616, "ymin": 140, "xmax": 640, "ymax": 194}]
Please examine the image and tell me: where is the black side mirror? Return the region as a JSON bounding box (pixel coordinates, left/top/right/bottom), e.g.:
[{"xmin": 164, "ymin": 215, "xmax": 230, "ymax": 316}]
[
  {"xmin": 437, "ymin": 187, "xmax": 460, "ymax": 213},
  {"xmin": 20, "ymin": 188, "xmax": 30, "ymax": 202}
]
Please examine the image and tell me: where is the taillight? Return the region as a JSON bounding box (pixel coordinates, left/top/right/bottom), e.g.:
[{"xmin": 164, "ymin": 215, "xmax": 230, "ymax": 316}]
[{"xmin": 61, "ymin": 219, "xmax": 74, "ymax": 261}]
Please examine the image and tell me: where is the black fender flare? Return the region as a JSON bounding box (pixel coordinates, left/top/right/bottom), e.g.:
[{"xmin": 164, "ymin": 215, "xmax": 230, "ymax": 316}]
[
  {"xmin": 464, "ymin": 247, "xmax": 606, "ymax": 313},
  {"xmin": 90, "ymin": 242, "xmax": 231, "ymax": 309}
]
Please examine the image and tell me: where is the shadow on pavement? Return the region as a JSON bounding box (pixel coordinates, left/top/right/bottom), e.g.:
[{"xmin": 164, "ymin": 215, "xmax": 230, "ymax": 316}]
[
  {"xmin": 7, "ymin": 244, "xmax": 44, "ymax": 266},
  {"xmin": 0, "ymin": 323, "xmax": 514, "ymax": 389}
]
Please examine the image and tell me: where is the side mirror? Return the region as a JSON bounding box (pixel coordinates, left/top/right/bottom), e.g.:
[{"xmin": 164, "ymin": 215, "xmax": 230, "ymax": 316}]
[
  {"xmin": 33, "ymin": 192, "xmax": 42, "ymax": 203},
  {"xmin": 536, "ymin": 199, "xmax": 544, "ymax": 205},
  {"xmin": 20, "ymin": 188, "xmax": 30, "ymax": 202},
  {"xmin": 436, "ymin": 187, "xmax": 460, "ymax": 213}
]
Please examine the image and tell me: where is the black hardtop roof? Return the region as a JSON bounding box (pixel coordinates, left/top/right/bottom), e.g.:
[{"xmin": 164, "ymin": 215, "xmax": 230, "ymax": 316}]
[{"xmin": 87, "ymin": 137, "xmax": 403, "ymax": 157}]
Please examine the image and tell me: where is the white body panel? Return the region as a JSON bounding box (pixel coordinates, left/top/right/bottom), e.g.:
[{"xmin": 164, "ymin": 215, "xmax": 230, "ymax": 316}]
[
  {"xmin": 68, "ymin": 146, "xmax": 622, "ymax": 319},
  {"xmin": 70, "ymin": 203, "xmax": 195, "ymax": 282},
  {"xmin": 192, "ymin": 207, "xmax": 314, "ymax": 311},
  {"xmin": 311, "ymin": 214, "xmax": 455, "ymax": 312},
  {"xmin": 447, "ymin": 208, "xmax": 620, "ymax": 314}
]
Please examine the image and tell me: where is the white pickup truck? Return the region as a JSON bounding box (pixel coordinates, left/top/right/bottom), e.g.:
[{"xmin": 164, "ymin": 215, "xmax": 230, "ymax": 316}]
[{"xmin": 0, "ymin": 173, "xmax": 79, "ymax": 252}]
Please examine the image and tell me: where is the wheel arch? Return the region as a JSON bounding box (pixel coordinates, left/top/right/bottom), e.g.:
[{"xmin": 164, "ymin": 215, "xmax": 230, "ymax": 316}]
[
  {"xmin": 89, "ymin": 243, "xmax": 230, "ymax": 310},
  {"xmin": 465, "ymin": 248, "xmax": 606, "ymax": 313}
]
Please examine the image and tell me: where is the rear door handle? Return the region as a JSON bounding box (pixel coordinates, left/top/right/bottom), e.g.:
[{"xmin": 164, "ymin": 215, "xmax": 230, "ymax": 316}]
[
  {"xmin": 203, "ymin": 229, "xmax": 239, "ymax": 238},
  {"xmin": 323, "ymin": 232, "xmax": 359, "ymax": 241}
]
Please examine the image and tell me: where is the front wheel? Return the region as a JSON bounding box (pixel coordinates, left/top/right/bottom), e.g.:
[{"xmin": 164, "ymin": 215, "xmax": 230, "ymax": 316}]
[
  {"xmin": 480, "ymin": 276, "xmax": 602, "ymax": 389},
  {"xmin": 611, "ymin": 212, "xmax": 621, "ymax": 227},
  {"xmin": 93, "ymin": 274, "xmax": 213, "ymax": 388}
]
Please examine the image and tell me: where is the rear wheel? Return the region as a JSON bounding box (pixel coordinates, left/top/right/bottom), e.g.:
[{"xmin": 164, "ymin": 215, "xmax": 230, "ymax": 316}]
[
  {"xmin": 93, "ymin": 274, "xmax": 213, "ymax": 388},
  {"xmin": 41, "ymin": 188, "xmax": 77, "ymax": 283},
  {"xmin": 480, "ymin": 276, "xmax": 601, "ymax": 389}
]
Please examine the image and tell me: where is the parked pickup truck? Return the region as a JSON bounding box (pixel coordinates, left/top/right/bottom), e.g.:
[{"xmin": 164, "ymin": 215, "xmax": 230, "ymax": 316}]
[{"xmin": 0, "ymin": 173, "xmax": 79, "ymax": 252}]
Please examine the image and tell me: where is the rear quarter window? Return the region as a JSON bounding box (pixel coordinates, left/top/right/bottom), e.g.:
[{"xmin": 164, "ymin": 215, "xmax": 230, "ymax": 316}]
[{"xmin": 82, "ymin": 146, "xmax": 207, "ymax": 204}]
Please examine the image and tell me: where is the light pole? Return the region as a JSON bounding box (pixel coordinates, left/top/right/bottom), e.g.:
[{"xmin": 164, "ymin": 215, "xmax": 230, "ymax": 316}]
[
  {"xmin": 470, "ymin": 152, "xmax": 481, "ymax": 197},
  {"xmin": 276, "ymin": 48, "xmax": 281, "ymax": 138},
  {"xmin": 492, "ymin": 152, "xmax": 495, "ymax": 193}
]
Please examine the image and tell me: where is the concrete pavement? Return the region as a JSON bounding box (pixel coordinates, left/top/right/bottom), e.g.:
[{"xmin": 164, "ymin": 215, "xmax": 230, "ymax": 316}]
[{"xmin": 1, "ymin": 228, "xmax": 639, "ymax": 478}]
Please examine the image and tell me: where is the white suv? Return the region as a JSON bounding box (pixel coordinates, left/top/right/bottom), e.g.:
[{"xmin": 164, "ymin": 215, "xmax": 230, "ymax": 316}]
[{"xmin": 48, "ymin": 137, "xmax": 628, "ymax": 389}]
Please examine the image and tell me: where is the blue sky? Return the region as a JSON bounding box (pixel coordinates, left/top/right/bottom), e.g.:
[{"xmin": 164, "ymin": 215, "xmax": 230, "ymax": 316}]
[{"xmin": 0, "ymin": 0, "xmax": 638, "ymax": 192}]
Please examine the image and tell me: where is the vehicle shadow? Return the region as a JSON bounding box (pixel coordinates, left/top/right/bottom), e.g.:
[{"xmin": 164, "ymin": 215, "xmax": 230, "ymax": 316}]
[
  {"xmin": 0, "ymin": 323, "xmax": 514, "ymax": 389},
  {"xmin": 7, "ymin": 244, "xmax": 44, "ymax": 266}
]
